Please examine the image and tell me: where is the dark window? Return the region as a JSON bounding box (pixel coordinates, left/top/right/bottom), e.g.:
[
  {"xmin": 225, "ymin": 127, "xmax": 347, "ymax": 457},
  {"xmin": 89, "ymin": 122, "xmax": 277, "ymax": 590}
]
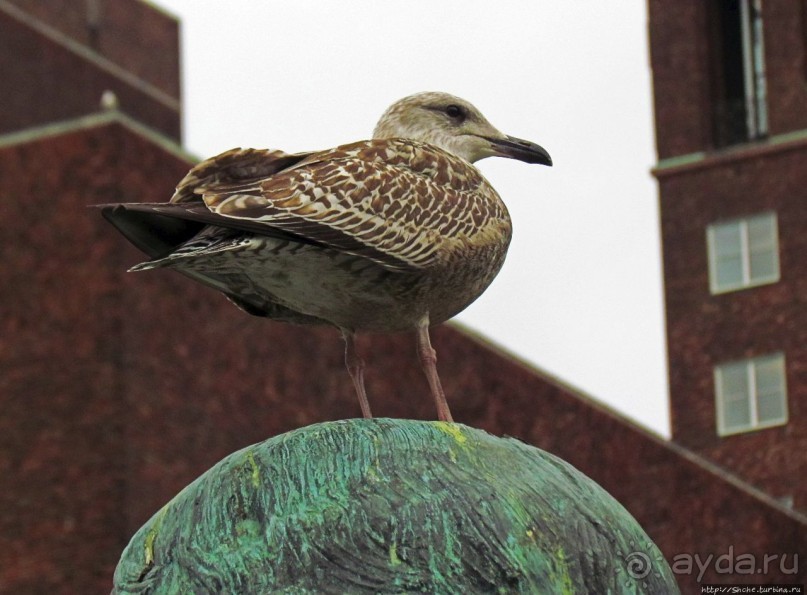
[{"xmin": 709, "ymin": 0, "xmax": 768, "ymax": 147}]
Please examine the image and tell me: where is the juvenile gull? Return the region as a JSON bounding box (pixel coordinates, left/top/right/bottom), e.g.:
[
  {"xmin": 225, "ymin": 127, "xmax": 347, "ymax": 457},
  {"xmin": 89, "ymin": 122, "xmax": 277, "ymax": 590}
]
[{"xmin": 101, "ymin": 92, "xmax": 551, "ymax": 422}]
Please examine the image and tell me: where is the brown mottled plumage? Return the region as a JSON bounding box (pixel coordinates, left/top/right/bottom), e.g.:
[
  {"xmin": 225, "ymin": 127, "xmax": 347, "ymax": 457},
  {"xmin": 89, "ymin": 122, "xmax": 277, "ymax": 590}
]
[{"xmin": 100, "ymin": 92, "xmax": 551, "ymax": 421}]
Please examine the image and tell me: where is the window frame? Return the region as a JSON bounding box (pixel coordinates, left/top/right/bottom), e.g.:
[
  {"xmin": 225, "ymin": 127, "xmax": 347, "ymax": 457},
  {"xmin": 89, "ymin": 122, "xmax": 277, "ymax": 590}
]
[
  {"xmin": 706, "ymin": 211, "xmax": 780, "ymax": 294},
  {"xmin": 710, "ymin": 0, "xmax": 769, "ymax": 146},
  {"xmin": 715, "ymin": 352, "xmax": 788, "ymax": 436}
]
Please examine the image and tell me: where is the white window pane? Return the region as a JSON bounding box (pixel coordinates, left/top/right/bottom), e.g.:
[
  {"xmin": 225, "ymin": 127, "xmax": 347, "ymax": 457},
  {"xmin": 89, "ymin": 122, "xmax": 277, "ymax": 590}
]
[
  {"xmin": 754, "ymin": 355, "xmax": 784, "ymax": 394},
  {"xmin": 716, "ymin": 254, "xmax": 744, "ymax": 287},
  {"xmin": 754, "ymin": 354, "xmax": 787, "ymax": 424},
  {"xmin": 716, "ymin": 354, "xmax": 788, "ymax": 435},
  {"xmin": 749, "ymin": 248, "xmax": 777, "ymax": 280},
  {"xmin": 709, "ymin": 220, "xmax": 743, "ymax": 292},
  {"xmin": 720, "ymin": 362, "xmax": 749, "ymax": 396},
  {"xmin": 747, "ymin": 214, "xmax": 775, "ymax": 250},
  {"xmin": 724, "ymin": 398, "xmax": 752, "ymax": 429},
  {"xmin": 713, "ymin": 222, "xmax": 742, "ymax": 257},
  {"xmin": 708, "ymin": 213, "xmax": 779, "ymax": 293},
  {"xmin": 718, "ymin": 362, "xmax": 751, "ymax": 432},
  {"xmin": 757, "ymin": 391, "xmax": 786, "ymax": 423},
  {"xmin": 747, "ymin": 214, "xmax": 778, "ymax": 282}
]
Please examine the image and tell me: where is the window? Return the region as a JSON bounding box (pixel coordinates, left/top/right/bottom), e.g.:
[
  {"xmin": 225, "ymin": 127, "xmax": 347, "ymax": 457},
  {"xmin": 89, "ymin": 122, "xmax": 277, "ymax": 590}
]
[
  {"xmin": 715, "ymin": 353, "xmax": 788, "ymax": 436},
  {"xmin": 707, "ymin": 212, "xmax": 779, "ymax": 293},
  {"xmin": 710, "ymin": 0, "xmax": 768, "ymax": 146}
]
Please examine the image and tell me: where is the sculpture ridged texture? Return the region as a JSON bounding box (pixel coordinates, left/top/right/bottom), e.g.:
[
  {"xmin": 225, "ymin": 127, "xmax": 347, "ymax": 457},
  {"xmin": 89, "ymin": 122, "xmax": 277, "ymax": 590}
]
[{"xmin": 113, "ymin": 419, "xmax": 679, "ymax": 594}]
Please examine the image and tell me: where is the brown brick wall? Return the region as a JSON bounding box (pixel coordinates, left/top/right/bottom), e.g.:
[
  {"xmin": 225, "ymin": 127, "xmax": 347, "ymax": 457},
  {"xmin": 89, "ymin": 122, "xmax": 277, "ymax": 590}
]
[
  {"xmin": 648, "ymin": 0, "xmax": 807, "ymax": 159},
  {"xmin": 0, "ymin": 120, "xmax": 803, "ymax": 594},
  {"xmin": 761, "ymin": 1, "xmax": 807, "ymax": 136},
  {"xmin": 648, "ymin": 0, "xmax": 713, "ymax": 159},
  {"xmin": 657, "ymin": 143, "xmax": 807, "ymax": 511},
  {"xmin": 2, "ymin": 0, "xmax": 180, "ymax": 99},
  {"xmin": 650, "ymin": 0, "xmax": 807, "ymax": 514},
  {"xmin": 0, "ymin": 123, "xmax": 179, "ymax": 592},
  {"xmin": 0, "ymin": 4, "xmax": 180, "ymax": 140}
]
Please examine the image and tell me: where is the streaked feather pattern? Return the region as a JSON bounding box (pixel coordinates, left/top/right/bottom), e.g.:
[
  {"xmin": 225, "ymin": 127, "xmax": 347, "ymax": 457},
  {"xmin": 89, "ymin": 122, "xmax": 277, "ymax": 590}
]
[{"xmin": 164, "ymin": 139, "xmax": 510, "ymax": 273}]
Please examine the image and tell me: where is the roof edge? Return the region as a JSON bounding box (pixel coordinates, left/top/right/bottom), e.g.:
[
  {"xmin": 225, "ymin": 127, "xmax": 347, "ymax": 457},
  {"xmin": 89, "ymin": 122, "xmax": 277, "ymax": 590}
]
[
  {"xmin": 653, "ymin": 128, "xmax": 807, "ymax": 178},
  {"xmin": 0, "ymin": 0, "xmax": 180, "ymax": 111},
  {"xmin": 450, "ymin": 321, "xmax": 807, "ymax": 526},
  {"xmin": 0, "ymin": 110, "xmax": 197, "ymax": 163},
  {"xmin": 139, "ymin": 0, "xmax": 180, "ymax": 23},
  {"xmin": 450, "ymin": 320, "xmax": 668, "ymax": 439}
]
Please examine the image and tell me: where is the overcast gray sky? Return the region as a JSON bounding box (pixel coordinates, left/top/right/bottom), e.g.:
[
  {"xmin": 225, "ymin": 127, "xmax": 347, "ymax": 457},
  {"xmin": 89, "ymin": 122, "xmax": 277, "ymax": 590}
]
[{"xmin": 155, "ymin": 1, "xmax": 669, "ymax": 436}]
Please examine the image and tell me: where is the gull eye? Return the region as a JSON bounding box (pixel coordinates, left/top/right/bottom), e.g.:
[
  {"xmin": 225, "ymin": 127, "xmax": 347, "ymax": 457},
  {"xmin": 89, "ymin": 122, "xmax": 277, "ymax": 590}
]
[{"xmin": 445, "ymin": 104, "xmax": 466, "ymax": 120}]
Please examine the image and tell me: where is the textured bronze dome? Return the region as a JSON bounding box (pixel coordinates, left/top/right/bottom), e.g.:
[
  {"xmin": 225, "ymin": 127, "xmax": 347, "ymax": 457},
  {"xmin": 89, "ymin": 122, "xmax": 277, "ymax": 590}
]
[{"xmin": 113, "ymin": 420, "xmax": 678, "ymax": 593}]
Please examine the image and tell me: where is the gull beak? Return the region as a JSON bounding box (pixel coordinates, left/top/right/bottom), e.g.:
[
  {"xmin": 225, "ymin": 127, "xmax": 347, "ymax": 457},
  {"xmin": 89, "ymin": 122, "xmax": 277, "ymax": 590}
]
[{"xmin": 485, "ymin": 135, "xmax": 553, "ymax": 166}]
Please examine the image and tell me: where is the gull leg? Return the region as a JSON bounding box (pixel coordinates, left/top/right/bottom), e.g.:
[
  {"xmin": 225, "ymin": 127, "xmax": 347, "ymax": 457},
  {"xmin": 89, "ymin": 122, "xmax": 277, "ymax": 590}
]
[
  {"xmin": 415, "ymin": 318, "xmax": 454, "ymax": 423},
  {"xmin": 342, "ymin": 328, "xmax": 372, "ymax": 419}
]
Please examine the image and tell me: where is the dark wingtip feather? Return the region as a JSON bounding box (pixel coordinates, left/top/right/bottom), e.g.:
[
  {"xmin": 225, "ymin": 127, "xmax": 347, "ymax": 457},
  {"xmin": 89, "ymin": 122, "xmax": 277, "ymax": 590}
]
[{"xmin": 99, "ymin": 204, "xmax": 206, "ymax": 259}]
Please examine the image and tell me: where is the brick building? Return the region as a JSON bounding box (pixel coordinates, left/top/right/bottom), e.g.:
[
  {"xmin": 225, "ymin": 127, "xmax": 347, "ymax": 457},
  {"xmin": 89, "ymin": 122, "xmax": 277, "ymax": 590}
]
[
  {"xmin": 0, "ymin": 0, "xmax": 179, "ymax": 140},
  {"xmin": 0, "ymin": 1, "xmax": 803, "ymax": 592},
  {"xmin": 649, "ymin": 0, "xmax": 807, "ymax": 511}
]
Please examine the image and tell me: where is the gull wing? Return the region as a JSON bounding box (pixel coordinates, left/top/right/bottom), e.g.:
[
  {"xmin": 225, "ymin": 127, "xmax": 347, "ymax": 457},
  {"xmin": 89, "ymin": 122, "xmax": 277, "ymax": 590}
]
[
  {"xmin": 199, "ymin": 139, "xmax": 509, "ymax": 272},
  {"xmin": 100, "ymin": 147, "xmax": 314, "ymax": 258},
  {"xmin": 101, "ymin": 139, "xmax": 508, "ymax": 272},
  {"xmin": 170, "ymin": 147, "xmax": 313, "ymax": 203}
]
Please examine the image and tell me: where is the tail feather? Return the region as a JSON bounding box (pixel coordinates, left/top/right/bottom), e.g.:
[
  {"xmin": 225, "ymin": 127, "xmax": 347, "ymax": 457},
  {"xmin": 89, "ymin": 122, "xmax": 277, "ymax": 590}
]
[
  {"xmin": 101, "ymin": 204, "xmax": 205, "ymax": 259},
  {"xmin": 128, "ymin": 230, "xmax": 253, "ymax": 272}
]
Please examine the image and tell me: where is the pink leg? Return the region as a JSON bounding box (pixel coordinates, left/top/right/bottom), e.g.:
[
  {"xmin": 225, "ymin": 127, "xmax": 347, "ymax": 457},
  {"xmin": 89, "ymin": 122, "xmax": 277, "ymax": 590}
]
[
  {"xmin": 415, "ymin": 319, "xmax": 454, "ymax": 422},
  {"xmin": 342, "ymin": 329, "xmax": 372, "ymax": 418}
]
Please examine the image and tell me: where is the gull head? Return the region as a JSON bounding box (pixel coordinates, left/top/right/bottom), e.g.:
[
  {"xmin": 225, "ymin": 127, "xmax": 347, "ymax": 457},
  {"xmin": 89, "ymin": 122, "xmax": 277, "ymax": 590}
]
[{"xmin": 372, "ymin": 91, "xmax": 552, "ymax": 166}]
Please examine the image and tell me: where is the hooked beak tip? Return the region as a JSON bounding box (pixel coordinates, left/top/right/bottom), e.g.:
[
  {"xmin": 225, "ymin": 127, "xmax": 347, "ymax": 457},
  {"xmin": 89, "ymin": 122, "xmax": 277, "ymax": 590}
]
[{"xmin": 483, "ymin": 135, "xmax": 552, "ymax": 166}]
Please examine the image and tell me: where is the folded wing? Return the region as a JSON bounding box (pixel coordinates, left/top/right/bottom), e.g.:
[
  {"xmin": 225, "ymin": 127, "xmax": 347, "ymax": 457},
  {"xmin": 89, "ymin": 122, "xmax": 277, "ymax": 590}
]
[{"xmin": 102, "ymin": 139, "xmax": 506, "ymax": 273}]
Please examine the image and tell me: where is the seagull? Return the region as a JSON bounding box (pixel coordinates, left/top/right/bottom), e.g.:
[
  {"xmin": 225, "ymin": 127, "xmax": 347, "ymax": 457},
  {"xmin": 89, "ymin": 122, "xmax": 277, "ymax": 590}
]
[{"xmin": 100, "ymin": 92, "xmax": 551, "ymax": 422}]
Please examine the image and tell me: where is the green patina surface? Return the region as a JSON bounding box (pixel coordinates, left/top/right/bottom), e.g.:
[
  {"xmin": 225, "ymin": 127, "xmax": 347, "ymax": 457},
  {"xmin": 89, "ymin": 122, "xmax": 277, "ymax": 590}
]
[{"xmin": 113, "ymin": 419, "xmax": 678, "ymax": 594}]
